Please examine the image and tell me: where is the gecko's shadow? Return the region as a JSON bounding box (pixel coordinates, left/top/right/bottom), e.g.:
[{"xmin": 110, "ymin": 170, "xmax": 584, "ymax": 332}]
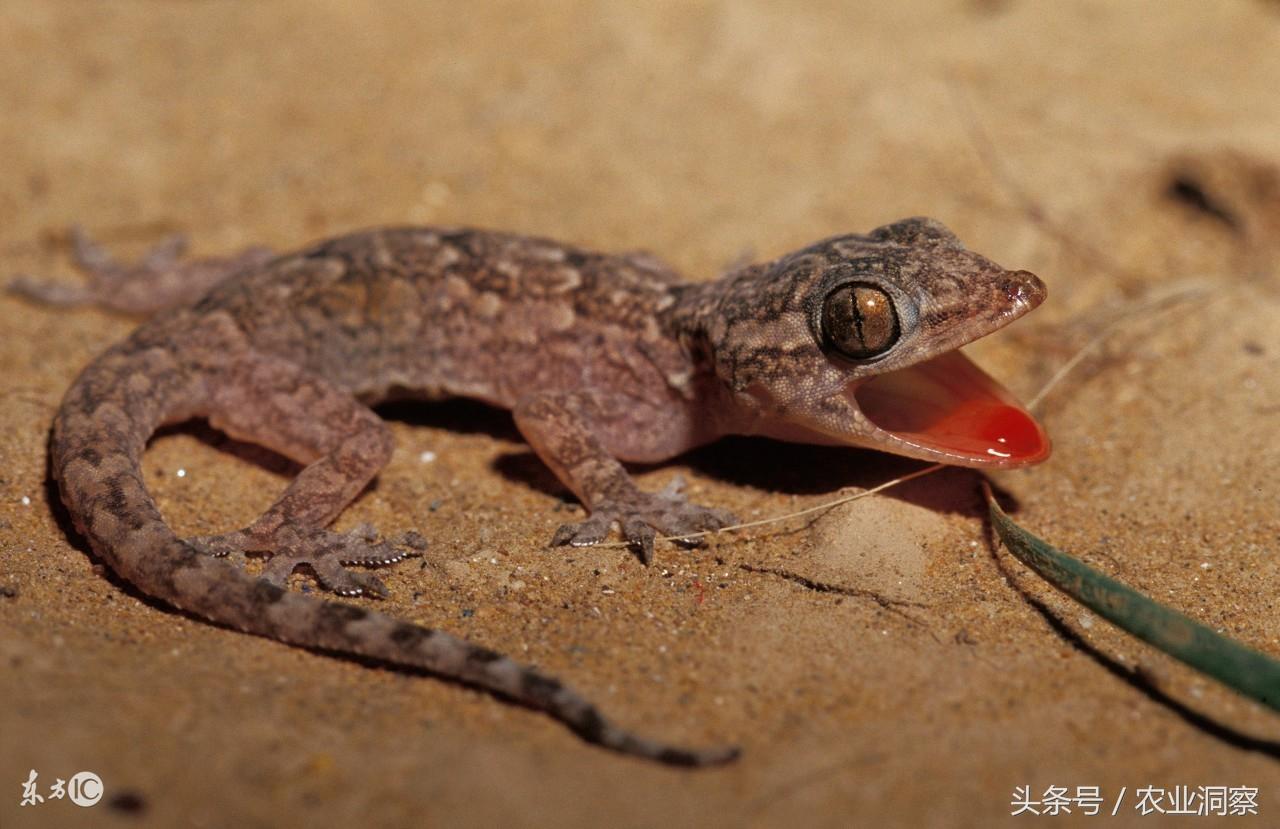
[
  {"xmin": 377, "ymin": 398, "xmax": 524, "ymax": 442},
  {"xmin": 382, "ymin": 397, "xmax": 1000, "ymax": 520},
  {"xmin": 687, "ymin": 435, "xmax": 987, "ymax": 514},
  {"xmin": 491, "ymin": 431, "xmax": 999, "ymax": 521},
  {"xmin": 152, "ymin": 397, "xmax": 1000, "ymax": 524}
]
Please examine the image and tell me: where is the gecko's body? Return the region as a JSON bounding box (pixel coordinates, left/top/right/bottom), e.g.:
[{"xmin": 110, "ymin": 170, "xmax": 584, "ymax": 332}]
[{"xmin": 23, "ymin": 218, "xmax": 1048, "ymax": 765}]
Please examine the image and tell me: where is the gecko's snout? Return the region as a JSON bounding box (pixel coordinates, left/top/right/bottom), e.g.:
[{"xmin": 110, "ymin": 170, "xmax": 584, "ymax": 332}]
[{"xmin": 1001, "ymin": 269, "xmax": 1047, "ymax": 313}]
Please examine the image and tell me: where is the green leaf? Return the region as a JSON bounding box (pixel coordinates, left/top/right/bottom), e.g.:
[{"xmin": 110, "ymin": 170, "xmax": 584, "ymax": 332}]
[{"xmin": 984, "ymin": 483, "xmax": 1280, "ymax": 712}]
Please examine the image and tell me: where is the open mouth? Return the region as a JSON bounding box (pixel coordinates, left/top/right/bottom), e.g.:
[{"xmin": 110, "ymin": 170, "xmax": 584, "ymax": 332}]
[{"xmin": 853, "ymin": 350, "xmax": 1050, "ymax": 467}]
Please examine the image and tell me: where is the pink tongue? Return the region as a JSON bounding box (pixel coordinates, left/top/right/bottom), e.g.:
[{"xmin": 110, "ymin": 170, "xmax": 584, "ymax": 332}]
[{"xmin": 854, "ymin": 350, "xmax": 1050, "ymax": 465}]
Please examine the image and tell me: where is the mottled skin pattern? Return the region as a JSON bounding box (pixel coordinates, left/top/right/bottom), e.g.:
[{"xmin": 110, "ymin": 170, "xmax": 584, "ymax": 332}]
[{"xmin": 14, "ymin": 217, "xmax": 1044, "ymax": 765}]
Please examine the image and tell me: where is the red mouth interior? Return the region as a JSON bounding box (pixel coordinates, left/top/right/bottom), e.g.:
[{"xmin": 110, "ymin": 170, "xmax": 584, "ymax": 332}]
[{"xmin": 853, "ymin": 350, "xmax": 1050, "ymax": 466}]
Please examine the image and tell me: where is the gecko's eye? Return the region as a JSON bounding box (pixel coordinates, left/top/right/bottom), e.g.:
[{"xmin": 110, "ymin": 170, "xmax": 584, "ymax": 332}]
[{"xmin": 821, "ymin": 282, "xmax": 900, "ymax": 360}]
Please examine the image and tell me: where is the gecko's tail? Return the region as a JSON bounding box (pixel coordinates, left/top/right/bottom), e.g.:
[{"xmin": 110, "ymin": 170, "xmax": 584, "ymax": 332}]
[{"xmin": 50, "ymin": 337, "xmax": 738, "ymax": 768}]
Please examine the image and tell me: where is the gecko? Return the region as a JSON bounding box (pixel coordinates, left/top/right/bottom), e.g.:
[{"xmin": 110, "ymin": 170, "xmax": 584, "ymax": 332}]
[{"xmin": 10, "ymin": 217, "xmax": 1049, "ymax": 766}]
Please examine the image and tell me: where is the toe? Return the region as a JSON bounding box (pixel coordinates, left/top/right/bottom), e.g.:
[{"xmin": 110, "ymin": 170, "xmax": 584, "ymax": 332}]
[
  {"xmin": 261, "ymin": 553, "xmax": 299, "ymax": 586},
  {"xmin": 142, "ymin": 234, "xmax": 188, "ymax": 268},
  {"xmin": 658, "ymin": 475, "xmax": 687, "ymax": 498},
  {"xmin": 551, "ymin": 514, "xmax": 612, "ymax": 547},
  {"xmin": 620, "ymin": 517, "xmax": 657, "ymax": 564},
  {"xmin": 6, "ymin": 274, "xmax": 93, "ymax": 306},
  {"xmin": 70, "ymin": 226, "xmax": 115, "ymax": 272},
  {"xmin": 338, "ymin": 540, "xmax": 405, "ymax": 567},
  {"xmin": 550, "ymin": 523, "xmax": 578, "ymax": 547},
  {"xmin": 655, "ymin": 504, "xmax": 736, "ymax": 549},
  {"xmin": 711, "ymin": 507, "xmax": 737, "ymax": 527},
  {"xmin": 346, "ymin": 523, "xmax": 378, "ymax": 542},
  {"xmin": 314, "ymin": 558, "xmax": 388, "ymax": 598},
  {"xmin": 395, "ymin": 531, "xmax": 429, "ymax": 553},
  {"xmin": 188, "ymin": 532, "xmax": 249, "ymax": 567}
]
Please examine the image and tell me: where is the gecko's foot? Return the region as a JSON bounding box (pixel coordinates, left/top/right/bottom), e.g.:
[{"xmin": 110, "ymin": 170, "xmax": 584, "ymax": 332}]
[
  {"xmin": 551, "ymin": 477, "xmax": 736, "ymax": 564},
  {"xmin": 8, "ymin": 226, "xmax": 275, "ymax": 313},
  {"xmin": 188, "ymin": 524, "xmax": 428, "ymax": 598}
]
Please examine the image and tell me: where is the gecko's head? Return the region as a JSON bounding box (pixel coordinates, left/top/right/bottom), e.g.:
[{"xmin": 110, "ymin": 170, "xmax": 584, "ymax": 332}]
[{"xmin": 705, "ymin": 217, "xmax": 1050, "ymax": 468}]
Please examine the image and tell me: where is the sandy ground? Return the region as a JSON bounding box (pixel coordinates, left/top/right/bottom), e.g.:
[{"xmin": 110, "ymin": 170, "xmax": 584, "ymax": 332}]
[{"xmin": 3, "ymin": 1, "xmax": 1280, "ymax": 826}]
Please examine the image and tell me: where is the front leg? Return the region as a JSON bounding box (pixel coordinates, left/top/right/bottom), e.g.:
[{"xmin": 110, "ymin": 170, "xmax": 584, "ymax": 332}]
[{"xmin": 513, "ymin": 392, "xmax": 734, "ymax": 563}]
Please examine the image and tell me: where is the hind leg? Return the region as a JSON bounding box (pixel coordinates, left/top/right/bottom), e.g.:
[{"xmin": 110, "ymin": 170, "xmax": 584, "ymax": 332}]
[
  {"xmin": 8, "ymin": 226, "xmax": 274, "ymax": 314},
  {"xmin": 189, "ymin": 352, "xmax": 424, "ymax": 597}
]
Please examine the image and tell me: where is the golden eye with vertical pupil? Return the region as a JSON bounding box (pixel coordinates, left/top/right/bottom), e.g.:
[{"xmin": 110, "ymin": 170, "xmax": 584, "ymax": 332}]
[{"xmin": 821, "ymin": 282, "xmax": 900, "ymax": 359}]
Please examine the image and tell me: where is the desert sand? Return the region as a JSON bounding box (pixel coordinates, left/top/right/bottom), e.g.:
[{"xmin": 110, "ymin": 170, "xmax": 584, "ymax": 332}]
[{"xmin": 2, "ymin": 2, "xmax": 1279, "ymax": 827}]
